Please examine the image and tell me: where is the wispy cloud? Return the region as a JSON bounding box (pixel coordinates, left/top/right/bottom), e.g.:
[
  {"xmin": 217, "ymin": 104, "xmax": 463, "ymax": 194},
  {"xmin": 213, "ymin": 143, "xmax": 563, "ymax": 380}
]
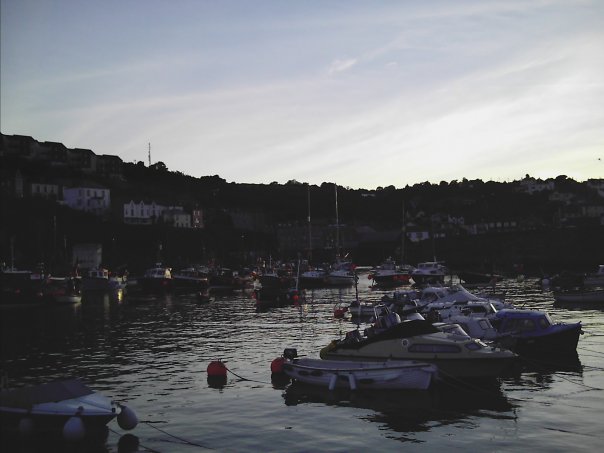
[{"xmin": 328, "ymin": 58, "xmax": 358, "ymax": 75}]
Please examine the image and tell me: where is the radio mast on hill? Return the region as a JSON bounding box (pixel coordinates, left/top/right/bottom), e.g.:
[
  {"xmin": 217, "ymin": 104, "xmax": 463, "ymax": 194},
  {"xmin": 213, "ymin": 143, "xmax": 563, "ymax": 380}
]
[{"xmin": 148, "ymin": 143, "xmax": 151, "ymax": 166}]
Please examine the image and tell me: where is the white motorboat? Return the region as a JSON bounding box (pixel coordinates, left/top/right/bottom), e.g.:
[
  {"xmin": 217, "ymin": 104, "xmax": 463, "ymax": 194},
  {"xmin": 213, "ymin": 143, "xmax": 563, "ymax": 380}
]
[
  {"xmin": 411, "ymin": 262, "xmax": 448, "ymax": 285},
  {"xmin": 281, "ymin": 349, "xmax": 437, "ymax": 391},
  {"xmin": 298, "ymin": 268, "xmax": 329, "ymax": 288},
  {"xmin": 368, "ymin": 258, "xmax": 413, "ymax": 287},
  {"xmin": 416, "ymin": 284, "xmax": 511, "ymax": 313},
  {"xmin": 0, "ymin": 378, "xmax": 137, "ymax": 440},
  {"xmin": 325, "ymin": 260, "xmax": 357, "ymax": 287},
  {"xmin": 320, "ymin": 318, "xmax": 517, "ymax": 379}
]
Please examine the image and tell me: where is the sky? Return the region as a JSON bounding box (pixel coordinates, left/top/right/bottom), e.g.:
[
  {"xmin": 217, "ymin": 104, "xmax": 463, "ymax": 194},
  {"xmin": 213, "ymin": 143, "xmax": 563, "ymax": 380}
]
[{"xmin": 1, "ymin": 0, "xmax": 603, "ymax": 189}]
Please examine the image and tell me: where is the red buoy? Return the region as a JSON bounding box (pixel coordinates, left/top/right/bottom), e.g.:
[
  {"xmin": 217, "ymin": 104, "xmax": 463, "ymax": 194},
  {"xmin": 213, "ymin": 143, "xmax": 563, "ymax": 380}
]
[
  {"xmin": 207, "ymin": 361, "xmax": 227, "ymax": 378},
  {"xmin": 271, "ymin": 357, "xmax": 285, "ymax": 374}
]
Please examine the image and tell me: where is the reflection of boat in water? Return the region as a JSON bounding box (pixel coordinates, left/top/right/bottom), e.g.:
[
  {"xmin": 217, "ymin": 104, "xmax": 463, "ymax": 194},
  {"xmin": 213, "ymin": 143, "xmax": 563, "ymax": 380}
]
[{"xmin": 283, "ymin": 379, "xmax": 514, "ymax": 434}]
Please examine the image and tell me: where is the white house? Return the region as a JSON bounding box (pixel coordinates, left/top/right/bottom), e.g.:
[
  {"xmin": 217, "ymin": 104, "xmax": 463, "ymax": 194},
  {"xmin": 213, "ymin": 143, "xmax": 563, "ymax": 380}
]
[
  {"xmin": 63, "ymin": 186, "xmax": 110, "ymax": 215},
  {"xmin": 123, "ymin": 200, "xmax": 166, "ymax": 224}
]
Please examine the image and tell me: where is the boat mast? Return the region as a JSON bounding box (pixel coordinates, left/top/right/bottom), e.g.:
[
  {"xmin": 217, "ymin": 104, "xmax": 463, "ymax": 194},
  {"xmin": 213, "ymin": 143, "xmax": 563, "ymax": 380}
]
[
  {"xmin": 307, "ymin": 185, "xmax": 312, "ymax": 262},
  {"xmin": 334, "ymin": 184, "xmax": 340, "ymax": 259},
  {"xmin": 401, "ymin": 200, "xmax": 406, "ymax": 266}
]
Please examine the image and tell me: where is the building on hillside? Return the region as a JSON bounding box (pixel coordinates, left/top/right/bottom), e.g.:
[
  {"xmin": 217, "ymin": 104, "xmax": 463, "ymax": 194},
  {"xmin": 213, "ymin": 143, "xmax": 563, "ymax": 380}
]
[
  {"xmin": 163, "ymin": 207, "xmax": 191, "ymax": 228},
  {"xmin": 63, "ymin": 185, "xmax": 111, "ymax": 216},
  {"xmin": 123, "ymin": 200, "xmax": 167, "ymax": 224},
  {"xmin": 31, "ymin": 182, "xmax": 60, "ymax": 200}
]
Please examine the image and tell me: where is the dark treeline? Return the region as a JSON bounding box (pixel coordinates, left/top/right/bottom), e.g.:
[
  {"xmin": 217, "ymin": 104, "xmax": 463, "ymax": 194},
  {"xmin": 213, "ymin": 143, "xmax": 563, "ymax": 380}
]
[{"xmin": 1, "ymin": 156, "xmax": 603, "ymax": 276}]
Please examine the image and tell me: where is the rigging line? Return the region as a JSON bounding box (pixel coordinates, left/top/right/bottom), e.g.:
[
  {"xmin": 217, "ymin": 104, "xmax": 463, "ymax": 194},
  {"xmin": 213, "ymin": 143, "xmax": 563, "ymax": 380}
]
[
  {"xmin": 225, "ymin": 367, "xmax": 273, "ymax": 385},
  {"xmin": 144, "ymin": 422, "xmax": 214, "ymax": 450}
]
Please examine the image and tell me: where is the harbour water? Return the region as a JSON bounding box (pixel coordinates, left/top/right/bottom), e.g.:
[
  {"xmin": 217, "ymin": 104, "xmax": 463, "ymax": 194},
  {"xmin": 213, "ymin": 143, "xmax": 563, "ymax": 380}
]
[{"xmin": 2, "ymin": 273, "xmax": 604, "ymax": 452}]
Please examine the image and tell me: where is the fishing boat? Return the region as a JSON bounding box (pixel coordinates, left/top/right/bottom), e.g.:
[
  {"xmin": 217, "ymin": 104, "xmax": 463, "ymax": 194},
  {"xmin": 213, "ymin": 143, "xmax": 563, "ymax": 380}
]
[
  {"xmin": 139, "ymin": 264, "xmax": 173, "ymax": 293},
  {"xmin": 553, "ymin": 288, "xmax": 604, "ymax": 304},
  {"xmin": 325, "ymin": 260, "xmax": 357, "ymax": 287},
  {"xmin": 411, "ymin": 262, "xmax": 448, "ymax": 285},
  {"xmin": 320, "ymin": 318, "xmax": 517, "ymax": 379},
  {"xmin": 43, "ymin": 277, "xmax": 82, "ymax": 305},
  {"xmin": 80, "ymin": 268, "xmax": 127, "ymax": 293},
  {"xmin": 280, "ymin": 349, "xmax": 437, "ymax": 391},
  {"xmin": 172, "ymin": 266, "xmax": 209, "ymax": 292},
  {"xmin": 492, "ymin": 309, "xmax": 583, "ymax": 356},
  {"xmin": 368, "ymin": 258, "xmax": 413, "ymax": 287},
  {"xmin": 0, "ymin": 378, "xmax": 137, "ymax": 440}
]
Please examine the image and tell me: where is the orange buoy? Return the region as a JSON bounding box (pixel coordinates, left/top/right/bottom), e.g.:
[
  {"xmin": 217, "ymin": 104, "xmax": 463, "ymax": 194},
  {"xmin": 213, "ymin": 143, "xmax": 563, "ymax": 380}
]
[
  {"xmin": 271, "ymin": 357, "xmax": 285, "ymax": 374},
  {"xmin": 207, "ymin": 361, "xmax": 227, "ymax": 378}
]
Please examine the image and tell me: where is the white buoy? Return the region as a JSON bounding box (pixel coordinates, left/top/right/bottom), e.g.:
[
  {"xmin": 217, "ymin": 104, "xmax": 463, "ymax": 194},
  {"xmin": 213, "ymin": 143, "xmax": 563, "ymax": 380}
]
[
  {"xmin": 63, "ymin": 416, "xmax": 85, "ymax": 441},
  {"xmin": 117, "ymin": 405, "xmax": 138, "ymax": 430},
  {"xmin": 18, "ymin": 416, "xmax": 34, "ymax": 436}
]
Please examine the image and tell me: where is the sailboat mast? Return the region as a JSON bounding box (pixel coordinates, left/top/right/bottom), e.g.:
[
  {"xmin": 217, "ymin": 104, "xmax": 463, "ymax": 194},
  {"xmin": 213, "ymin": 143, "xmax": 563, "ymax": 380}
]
[
  {"xmin": 307, "ymin": 185, "xmax": 312, "ymax": 262},
  {"xmin": 401, "ymin": 200, "xmax": 406, "ymax": 265},
  {"xmin": 334, "ymin": 184, "xmax": 340, "ymax": 257}
]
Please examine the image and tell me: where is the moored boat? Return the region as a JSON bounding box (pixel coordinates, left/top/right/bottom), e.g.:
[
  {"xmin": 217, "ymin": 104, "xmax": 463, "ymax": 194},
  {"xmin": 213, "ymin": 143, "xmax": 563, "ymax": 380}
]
[
  {"xmin": 280, "ymin": 349, "xmax": 437, "ymax": 391},
  {"xmin": 492, "ymin": 309, "xmax": 582, "ymax": 356},
  {"xmin": 411, "ymin": 262, "xmax": 447, "ymax": 285},
  {"xmin": 553, "ymin": 288, "xmax": 604, "ymax": 304},
  {"xmin": 0, "ymin": 378, "xmax": 137, "ymax": 440},
  {"xmin": 368, "ymin": 258, "xmax": 413, "ymax": 287},
  {"xmin": 320, "ymin": 318, "xmax": 517, "ymax": 379},
  {"xmin": 139, "ymin": 264, "xmax": 173, "ymax": 293}
]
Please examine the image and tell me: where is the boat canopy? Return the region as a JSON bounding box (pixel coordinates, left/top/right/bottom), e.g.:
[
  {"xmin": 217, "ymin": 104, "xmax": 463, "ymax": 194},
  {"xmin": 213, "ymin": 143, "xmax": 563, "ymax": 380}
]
[
  {"xmin": 338, "ymin": 319, "xmax": 439, "ymax": 350},
  {"xmin": 0, "ymin": 378, "xmax": 94, "ymax": 409}
]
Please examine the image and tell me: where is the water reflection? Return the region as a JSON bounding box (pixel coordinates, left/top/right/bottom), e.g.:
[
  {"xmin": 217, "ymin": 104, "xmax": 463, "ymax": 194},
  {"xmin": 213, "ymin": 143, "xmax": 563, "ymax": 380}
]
[{"xmin": 283, "ymin": 380, "xmax": 515, "ymax": 437}]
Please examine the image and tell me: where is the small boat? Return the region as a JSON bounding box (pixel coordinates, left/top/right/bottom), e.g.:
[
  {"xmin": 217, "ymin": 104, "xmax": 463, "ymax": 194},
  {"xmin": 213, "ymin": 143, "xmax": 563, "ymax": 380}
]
[
  {"xmin": 553, "ymin": 288, "xmax": 604, "ymax": 304},
  {"xmin": 0, "ymin": 378, "xmax": 137, "ymax": 440},
  {"xmin": 139, "ymin": 264, "xmax": 173, "ymax": 293},
  {"xmin": 281, "ymin": 349, "xmax": 437, "ymax": 390},
  {"xmin": 325, "ymin": 260, "xmax": 357, "ymax": 287},
  {"xmin": 583, "ymin": 265, "xmax": 604, "ymax": 287},
  {"xmin": 298, "ymin": 267, "xmax": 329, "ymax": 288},
  {"xmin": 172, "ymin": 267, "xmax": 209, "ymax": 292},
  {"xmin": 458, "ymin": 270, "xmax": 503, "ymax": 285},
  {"xmin": 411, "ymin": 262, "xmax": 447, "ymax": 285},
  {"xmin": 320, "ymin": 318, "xmax": 517, "ymax": 379},
  {"xmin": 81, "ymin": 268, "xmax": 127, "ymax": 293},
  {"xmin": 368, "ymin": 258, "xmax": 413, "ymax": 287},
  {"xmin": 43, "ymin": 277, "xmax": 82, "ymax": 305},
  {"xmin": 492, "ymin": 309, "xmax": 583, "ymax": 356}
]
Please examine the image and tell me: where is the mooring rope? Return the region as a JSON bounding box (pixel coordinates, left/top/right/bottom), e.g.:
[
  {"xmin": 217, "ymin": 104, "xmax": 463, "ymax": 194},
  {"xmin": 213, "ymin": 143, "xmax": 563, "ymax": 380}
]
[{"xmin": 223, "ymin": 366, "xmax": 275, "ymax": 385}]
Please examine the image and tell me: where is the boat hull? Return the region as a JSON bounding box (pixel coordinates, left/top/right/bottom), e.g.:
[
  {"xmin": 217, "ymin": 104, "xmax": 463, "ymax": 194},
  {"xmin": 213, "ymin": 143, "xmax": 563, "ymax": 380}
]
[
  {"xmin": 553, "ymin": 289, "xmax": 604, "ymax": 304},
  {"xmin": 283, "ymin": 358, "xmax": 437, "ymax": 390}
]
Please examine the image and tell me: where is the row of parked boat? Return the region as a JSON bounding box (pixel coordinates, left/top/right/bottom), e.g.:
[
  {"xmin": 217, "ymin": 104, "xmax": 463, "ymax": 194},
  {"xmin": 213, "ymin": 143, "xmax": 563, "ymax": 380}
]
[{"xmin": 272, "ymin": 281, "xmax": 585, "ymax": 391}]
